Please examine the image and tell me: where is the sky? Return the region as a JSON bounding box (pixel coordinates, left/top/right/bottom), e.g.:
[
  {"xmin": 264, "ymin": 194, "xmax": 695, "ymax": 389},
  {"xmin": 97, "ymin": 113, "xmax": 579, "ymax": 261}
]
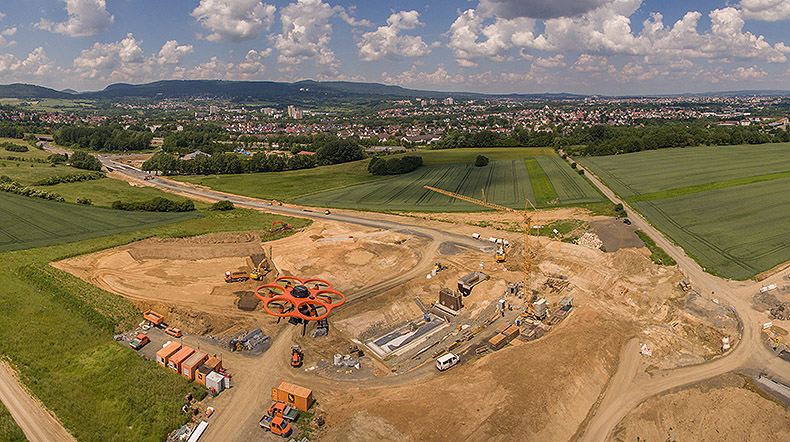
[{"xmin": 0, "ymin": 0, "xmax": 789, "ymax": 94}]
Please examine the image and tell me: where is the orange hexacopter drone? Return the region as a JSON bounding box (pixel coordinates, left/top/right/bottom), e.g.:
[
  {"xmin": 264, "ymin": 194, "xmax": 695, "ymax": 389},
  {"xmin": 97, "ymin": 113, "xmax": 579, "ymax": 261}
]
[{"xmin": 254, "ymin": 276, "xmax": 346, "ymax": 331}]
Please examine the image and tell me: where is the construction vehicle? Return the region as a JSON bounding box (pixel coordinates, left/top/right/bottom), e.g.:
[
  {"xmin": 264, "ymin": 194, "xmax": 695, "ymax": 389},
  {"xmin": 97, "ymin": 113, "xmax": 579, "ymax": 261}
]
[
  {"xmin": 129, "ymin": 334, "xmax": 149, "ymax": 350},
  {"xmin": 165, "ymin": 327, "xmax": 182, "ymax": 338},
  {"xmin": 291, "ymin": 345, "xmax": 304, "ymax": 368},
  {"xmin": 425, "ymin": 186, "xmax": 538, "ymax": 317},
  {"xmin": 224, "ymin": 271, "xmax": 249, "ymax": 283},
  {"xmin": 143, "ymin": 175, "xmax": 154, "ymax": 181},
  {"xmin": 495, "ymin": 246, "xmax": 506, "ymax": 262},
  {"xmin": 271, "ymin": 221, "xmax": 291, "ymax": 230},
  {"xmin": 250, "ymin": 254, "xmax": 272, "ymax": 281},
  {"xmin": 324, "ymin": 209, "xmax": 331, "ymax": 215},
  {"xmin": 259, "ymin": 415, "xmax": 292, "ymax": 438},
  {"xmin": 434, "ymin": 262, "xmax": 448, "ymax": 272},
  {"xmin": 268, "ymin": 401, "xmax": 300, "ymax": 422},
  {"xmin": 143, "ymin": 310, "xmax": 165, "ymax": 327}
]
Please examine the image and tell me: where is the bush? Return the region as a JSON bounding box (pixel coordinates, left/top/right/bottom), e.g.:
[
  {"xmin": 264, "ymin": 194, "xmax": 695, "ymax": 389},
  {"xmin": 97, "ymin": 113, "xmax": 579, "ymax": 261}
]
[
  {"xmin": 76, "ymin": 197, "xmax": 93, "ymax": 205},
  {"xmin": 111, "ymin": 197, "xmax": 195, "ymax": 212},
  {"xmin": 614, "ymin": 203, "xmax": 626, "ymax": 217},
  {"xmin": 0, "ymin": 180, "xmax": 65, "ymax": 201},
  {"xmin": 570, "ymin": 162, "xmax": 578, "ymax": 169},
  {"xmin": 577, "ymin": 169, "xmax": 584, "ymax": 175},
  {"xmin": 68, "ymin": 151, "xmax": 102, "ymax": 171},
  {"xmin": 474, "ymin": 155, "xmax": 489, "ymax": 167},
  {"xmin": 47, "ymin": 153, "xmax": 68, "ymax": 164},
  {"xmin": 210, "ymin": 200, "xmax": 234, "ymax": 211},
  {"xmin": 34, "ymin": 172, "xmax": 105, "ymax": 186},
  {"xmin": 2, "ymin": 142, "xmax": 28, "ymax": 152},
  {"xmin": 368, "ymin": 155, "xmax": 423, "ymax": 175}
]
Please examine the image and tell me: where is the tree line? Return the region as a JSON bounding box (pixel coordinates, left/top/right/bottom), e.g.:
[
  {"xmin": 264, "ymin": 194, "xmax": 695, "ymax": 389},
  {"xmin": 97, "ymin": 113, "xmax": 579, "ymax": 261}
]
[
  {"xmin": 55, "ymin": 126, "xmax": 153, "ymax": 152},
  {"xmin": 367, "ymin": 155, "xmax": 423, "ymax": 175}
]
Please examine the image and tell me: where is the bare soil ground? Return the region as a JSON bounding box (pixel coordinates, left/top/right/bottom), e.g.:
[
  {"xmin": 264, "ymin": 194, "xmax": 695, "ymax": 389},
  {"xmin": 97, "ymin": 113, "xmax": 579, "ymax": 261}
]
[{"xmin": 610, "ymin": 373, "xmax": 790, "ymax": 442}]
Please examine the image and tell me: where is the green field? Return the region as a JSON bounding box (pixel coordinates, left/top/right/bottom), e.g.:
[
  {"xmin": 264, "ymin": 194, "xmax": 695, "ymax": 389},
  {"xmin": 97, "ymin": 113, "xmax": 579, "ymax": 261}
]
[
  {"xmin": 174, "ymin": 148, "xmax": 601, "ymax": 212},
  {"xmin": 579, "ymin": 143, "xmax": 790, "ymax": 197},
  {"xmin": 295, "ymin": 155, "xmax": 602, "ymax": 211},
  {"xmin": 579, "ymin": 143, "xmax": 790, "ymax": 279},
  {"xmin": 0, "ymin": 209, "xmax": 310, "ymax": 442},
  {"xmin": 0, "ymin": 192, "xmax": 200, "ymax": 252}
]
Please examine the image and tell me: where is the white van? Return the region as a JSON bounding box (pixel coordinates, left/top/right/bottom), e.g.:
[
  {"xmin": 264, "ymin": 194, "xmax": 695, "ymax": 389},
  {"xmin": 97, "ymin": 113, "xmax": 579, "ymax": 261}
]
[{"xmin": 436, "ymin": 353, "xmax": 459, "ymax": 371}]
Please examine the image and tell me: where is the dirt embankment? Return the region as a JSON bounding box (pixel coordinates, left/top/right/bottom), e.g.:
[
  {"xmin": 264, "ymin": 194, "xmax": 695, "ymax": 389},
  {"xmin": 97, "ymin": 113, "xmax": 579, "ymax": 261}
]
[{"xmin": 610, "ymin": 373, "xmax": 790, "ymax": 442}]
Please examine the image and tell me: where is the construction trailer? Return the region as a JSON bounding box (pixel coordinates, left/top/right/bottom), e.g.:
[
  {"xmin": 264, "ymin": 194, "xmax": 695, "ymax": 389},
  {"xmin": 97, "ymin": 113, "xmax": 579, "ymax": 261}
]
[
  {"xmin": 204, "ymin": 356, "xmax": 223, "ymax": 372},
  {"xmin": 272, "ymin": 380, "xmax": 314, "ymax": 412},
  {"xmin": 196, "ymin": 365, "xmax": 212, "ymax": 386},
  {"xmin": 182, "ymin": 351, "xmax": 208, "ymax": 380},
  {"xmin": 438, "ymin": 288, "xmax": 463, "ymax": 311},
  {"xmin": 168, "ymin": 346, "xmax": 194, "ymax": 373},
  {"xmin": 457, "ymin": 271, "xmax": 490, "ymax": 296},
  {"xmin": 156, "ymin": 341, "xmax": 181, "ymax": 367}
]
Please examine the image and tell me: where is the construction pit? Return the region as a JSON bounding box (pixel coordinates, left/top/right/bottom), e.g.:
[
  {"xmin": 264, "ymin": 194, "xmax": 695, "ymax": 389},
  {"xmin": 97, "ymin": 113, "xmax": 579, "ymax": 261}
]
[{"xmin": 52, "ymin": 208, "xmax": 778, "ymax": 441}]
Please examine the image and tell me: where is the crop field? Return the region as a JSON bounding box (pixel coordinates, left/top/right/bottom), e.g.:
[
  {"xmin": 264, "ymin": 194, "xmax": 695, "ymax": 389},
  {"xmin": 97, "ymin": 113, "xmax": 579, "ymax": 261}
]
[
  {"xmin": 0, "ymin": 192, "xmax": 200, "ymax": 252},
  {"xmin": 295, "ymin": 157, "xmax": 603, "ymax": 211},
  {"xmin": 578, "ymin": 143, "xmax": 790, "ymax": 197},
  {"xmin": 537, "ymin": 156, "xmax": 603, "ymax": 203},
  {"xmin": 0, "ymin": 401, "xmax": 26, "ymax": 442},
  {"xmin": 580, "ymin": 143, "xmax": 790, "ymax": 279}
]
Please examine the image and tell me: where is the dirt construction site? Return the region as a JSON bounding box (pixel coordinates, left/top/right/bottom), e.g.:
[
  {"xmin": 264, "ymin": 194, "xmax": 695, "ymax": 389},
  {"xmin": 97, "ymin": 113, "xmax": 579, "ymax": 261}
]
[{"xmin": 53, "ymin": 202, "xmax": 790, "ymax": 442}]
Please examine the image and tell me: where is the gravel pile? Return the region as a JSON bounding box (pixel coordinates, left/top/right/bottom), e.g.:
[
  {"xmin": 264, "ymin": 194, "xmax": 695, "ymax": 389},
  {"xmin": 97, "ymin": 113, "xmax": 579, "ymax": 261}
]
[{"xmin": 576, "ymin": 232, "xmax": 603, "ymax": 249}]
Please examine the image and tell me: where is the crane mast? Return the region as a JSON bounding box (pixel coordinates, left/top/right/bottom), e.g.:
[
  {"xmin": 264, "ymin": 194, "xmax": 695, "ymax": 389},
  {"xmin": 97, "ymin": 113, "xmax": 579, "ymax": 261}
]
[{"xmin": 423, "ymin": 186, "xmax": 537, "ymax": 303}]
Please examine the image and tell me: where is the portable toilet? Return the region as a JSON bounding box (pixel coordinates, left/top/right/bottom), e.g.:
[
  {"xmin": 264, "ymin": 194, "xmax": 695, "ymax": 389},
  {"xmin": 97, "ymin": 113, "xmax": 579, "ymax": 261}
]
[
  {"xmin": 156, "ymin": 341, "xmax": 181, "ymax": 367},
  {"xmin": 182, "ymin": 350, "xmax": 208, "ymax": 380},
  {"xmin": 206, "ymin": 371, "xmax": 225, "ymax": 395},
  {"xmin": 168, "ymin": 346, "xmax": 194, "ymax": 373},
  {"xmin": 195, "ymin": 364, "xmax": 212, "ymax": 386}
]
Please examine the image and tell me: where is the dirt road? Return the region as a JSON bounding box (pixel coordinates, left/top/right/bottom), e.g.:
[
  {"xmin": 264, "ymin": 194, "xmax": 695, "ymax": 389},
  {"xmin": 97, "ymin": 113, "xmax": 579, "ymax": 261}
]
[{"xmin": 0, "ymin": 361, "xmax": 75, "ymax": 442}]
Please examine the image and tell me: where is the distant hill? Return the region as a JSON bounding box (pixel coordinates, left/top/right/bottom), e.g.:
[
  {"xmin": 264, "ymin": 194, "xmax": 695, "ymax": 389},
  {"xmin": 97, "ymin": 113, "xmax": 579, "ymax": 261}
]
[{"xmin": 0, "ymin": 83, "xmax": 72, "ymax": 99}]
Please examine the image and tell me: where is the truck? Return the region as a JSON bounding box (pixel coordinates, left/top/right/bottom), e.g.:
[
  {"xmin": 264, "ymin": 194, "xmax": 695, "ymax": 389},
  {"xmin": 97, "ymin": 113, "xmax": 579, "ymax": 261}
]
[
  {"xmin": 259, "ymin": 415, "xmax": 292, "ymax": 438},
  {"xmin": 224, "ymin": 271, "xmax": 249, "ymax": 283},
  {"xmin": 268, "ymin": 401, "xmax": 300, "ymax": 422}
]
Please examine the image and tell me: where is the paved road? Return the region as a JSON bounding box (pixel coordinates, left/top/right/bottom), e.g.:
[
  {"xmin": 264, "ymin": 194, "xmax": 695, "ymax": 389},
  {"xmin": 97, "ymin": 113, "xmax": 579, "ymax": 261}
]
[
  {"xmin": 569, "ymin": 154, "xmax": 790, "ymax": 441},
  {"xmin": 0, "ymin": 362, "xmax": 76, "ymax": 442}
]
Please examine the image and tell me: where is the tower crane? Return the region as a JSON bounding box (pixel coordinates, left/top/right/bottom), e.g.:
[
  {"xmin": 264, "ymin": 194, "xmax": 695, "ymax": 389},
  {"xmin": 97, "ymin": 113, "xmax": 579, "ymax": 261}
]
[{"xmin": 424, "ymin": 185, "xmax": 540, "ymax": 314}]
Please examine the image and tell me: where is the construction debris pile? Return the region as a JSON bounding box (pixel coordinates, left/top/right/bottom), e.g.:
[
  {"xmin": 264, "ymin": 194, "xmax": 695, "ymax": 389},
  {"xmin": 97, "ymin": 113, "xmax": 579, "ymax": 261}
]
[
  {"xmin": 575, "ymin": 232, "xmax": 603, "ymax": 249},
  {"xmin": 229, "ymin": 328, "xmax": 271, "ymax": 354},
  {"xmin": 770, "ymin": 303, "xmax": 790, "ymax": 321}
]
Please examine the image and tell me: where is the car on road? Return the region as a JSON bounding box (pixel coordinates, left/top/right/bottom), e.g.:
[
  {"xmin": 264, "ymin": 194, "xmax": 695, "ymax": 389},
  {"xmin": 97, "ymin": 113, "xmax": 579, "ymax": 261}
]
[{"xmin": 129, "ymin": 334, "xmax": 149, "ymax": 350}]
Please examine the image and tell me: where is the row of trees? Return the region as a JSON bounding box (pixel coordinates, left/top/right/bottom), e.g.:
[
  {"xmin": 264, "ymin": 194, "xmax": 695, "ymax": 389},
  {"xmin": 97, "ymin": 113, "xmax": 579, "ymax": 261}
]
[
  {"xmin": 55, "ymin": 127, "xmax": 153, "ymax": 152},
  {"xmin": 143, "ymin": 138, "xmax": 365, "ymax": 175},
  {"xmin": 367, "ymin": 155, "xmax": 423, "ymax": 175},
  {"xmin": 0, "ymin": 124, "xmax": 24, "ymax": 139},
  {"xmin": 111, "ymin": 197, "xmax": 195, "ymax": 212}
]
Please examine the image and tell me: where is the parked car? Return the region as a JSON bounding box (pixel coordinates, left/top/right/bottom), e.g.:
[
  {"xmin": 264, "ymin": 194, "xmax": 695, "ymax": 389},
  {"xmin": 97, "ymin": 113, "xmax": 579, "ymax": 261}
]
[
  {"xmin": 623, "ymin": 218, "xmax": 631, "ymax": 225},
  {"xmin": 165, "ymin": 327, "xmax": 182, "ymax": 338},
  {"xmin": 129, "ymin": 334, "xmax": 149, "ymax": 350}
]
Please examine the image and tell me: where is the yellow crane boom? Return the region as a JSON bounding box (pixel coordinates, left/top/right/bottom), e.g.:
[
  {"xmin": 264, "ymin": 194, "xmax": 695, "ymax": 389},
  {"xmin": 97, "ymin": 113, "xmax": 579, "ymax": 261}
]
[{"xmin": 424, "ymin": 185, "xmax": 537, "ymax": 301}]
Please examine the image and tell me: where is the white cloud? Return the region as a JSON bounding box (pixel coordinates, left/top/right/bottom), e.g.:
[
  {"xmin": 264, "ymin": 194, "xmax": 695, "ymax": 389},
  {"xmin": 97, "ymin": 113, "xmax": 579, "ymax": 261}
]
[
  {"xmin": 191, "ymin": 0, "xmax": 275, "ymax": 43},
  {"xmin": 381, "ymin": 65, "xmax": 465, "ymax": 86},
  {"xmin": 157, "ymin": 40, "xmax": 194, "ymax": 65},
  {"xmin": 739, "ymin": 0, "xmax": 790, "ymax": 21},
  {"xmin": 0, "ymin": 47, "xmax": 56, "ymax": 78},
  {"xmin": 448, "ymin": 8, "xmax": 535, "ymax": 66},
  {"xmin": 533, "ymin": 54, "xmax": 566, "ymax": 68},
  {"xmin": 72, "ymin": 33, "xmax": 149, "ymax": 80},
  {"xmin": 36, "ymin": 0, "xmax": 113, "ymax": 37},
  {"xmin": 478, "ymin": 0, "xmax": 611, "ymax": 19},
  {"xmin": 728, "ymin": 65, "xmax": 768, "ymax": 80},
  {"xmin": 0, "ymin": 26, "xmax": 16, "ymax": 47},
  {"xmin": 357, "ymin": 11, "xmax": 430, "ymax": 61},
  {"xmin": 571, "ymin": 54, "xmax": 615, "ymax": 72},
  {"xmin": 174, "ymin": 49, "xmax": 267, "ymax": 80},
  {"xmin": 274, "ymin": 0, "xmax": 339, "ymax": 67}
]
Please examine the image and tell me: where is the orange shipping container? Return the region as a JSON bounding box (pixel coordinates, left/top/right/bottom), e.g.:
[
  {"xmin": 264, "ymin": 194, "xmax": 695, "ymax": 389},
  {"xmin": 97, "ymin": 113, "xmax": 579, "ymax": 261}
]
[
  {"xmin": 204, "ymin": 356, "xmax": 223, "ymax": 372},
  {"xmin": 168, "ymin": 346, "xmax": 194, "ymax": 373},
  {"xmin": 182, "ymin": 351, "xmax": 208, "ymax": 380},
  {"xmin": 156, "ymin": 342, "xmax": 181, "ymax": 367},
  {"xmin": 271, "ymin": 380, "xmax": 313, "ymax": 412}
]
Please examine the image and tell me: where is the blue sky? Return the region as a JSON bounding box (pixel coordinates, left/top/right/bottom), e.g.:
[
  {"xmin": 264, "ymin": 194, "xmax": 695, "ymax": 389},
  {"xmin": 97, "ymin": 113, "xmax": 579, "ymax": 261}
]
[{"xmin": 0, "ymin": 0, "xmax": 789, "ymax": 94}]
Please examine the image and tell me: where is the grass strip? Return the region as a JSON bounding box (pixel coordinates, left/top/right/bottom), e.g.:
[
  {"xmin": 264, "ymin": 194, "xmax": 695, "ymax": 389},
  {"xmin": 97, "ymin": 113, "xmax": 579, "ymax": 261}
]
[
  {"xmin": 525, "ymin": 158, "xmax": 558, "ymax": 206},
  {"xmin": 635, "ymin": 230, "xmax": 677, "ymax": 266}
]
